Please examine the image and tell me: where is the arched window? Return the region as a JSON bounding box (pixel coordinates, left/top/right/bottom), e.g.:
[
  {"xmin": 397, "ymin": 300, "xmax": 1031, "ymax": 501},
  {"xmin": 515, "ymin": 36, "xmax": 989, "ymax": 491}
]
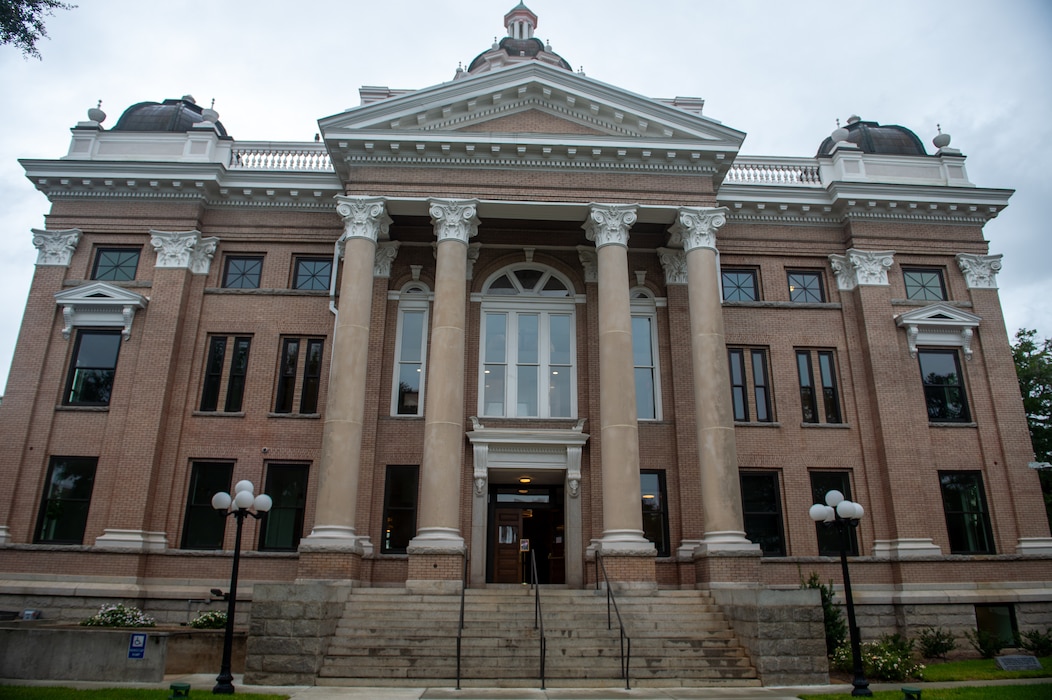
[
  {"xmin": 392, "ymin": 282, "xmax": 431, "ymax": 416},
  {"xmin": 479, "ymin": 266, "xmax": 576, "ymax": 418},
  {"xmin": 630, "ymin": 287, "xmax": 661, "ymax": 420}
]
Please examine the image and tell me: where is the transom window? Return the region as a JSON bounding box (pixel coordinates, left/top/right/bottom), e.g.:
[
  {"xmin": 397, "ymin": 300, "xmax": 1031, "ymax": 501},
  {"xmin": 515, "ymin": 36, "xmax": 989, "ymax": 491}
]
[
  {"xmin": 788, "ymin": 270, "xmax": 825, "ymax": 303},
  {"xmin": 903, "ymin": 268, "xmax": 947, "ymax": 301},
  {"xmin": 479, "ymin": 266, "xmax": 576, "ymax": 419},
  {"xmin": 92, "ymin": 248, "xmax": 140, "ymax": 281}
]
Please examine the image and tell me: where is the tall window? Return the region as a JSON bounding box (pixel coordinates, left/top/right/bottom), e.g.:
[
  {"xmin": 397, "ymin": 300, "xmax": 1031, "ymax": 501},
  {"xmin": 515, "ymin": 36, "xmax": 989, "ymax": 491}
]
[
  {"xmin": 903, "ymin": 268, "xmax": 947, "ymax": 301},
  {"xmin": 35, "ymin": 456, "xmax": 97, "ymax": 544},
  {"xmin": 631, "ymin": 290, "xmax": 661, "ymax": 420},
  {"xmin": 919, "ymin": 350, "xmax": 970, "ymax": 422},
  {"xmin": 199, "ymin": 336, "xmax": 252, "ymax": 413},
  {"xmin": 796, "ymin": 350, "xmax": 842, "ymax": 424},
  {"xmin": 810, "ymin": 471, "xmax": 858, "ymax": 555},
  {"xmin": 64, "ymin": 330, "xmax": 122, "ymax": 406},
  {"xmin": 788, "ymin": 270, "xmax": 825, "ymax": 303},
  {"xmin": 181, "ymin": 462, "xmax": 233, "ymax": 549},
  {"xmin": 382, "ymin": 465, "xmax": 419, "ymax": 554},
  {"xmin": 640, "ymin": 470, "xmax": 670, "ymax": 557},
  {"xmin": 223, "ymin": 256, "xmax": 263, "ymax": 289},
  {"xmin": 939, "ymin": 471, "xmax": 994, "ymax": 554},
  {"xmin": 293, "ymin": 257, "xmax": 332, "ymax": 291},
  {"xmin": 91, "ymin": 248, "xmax": 140, "ymax": 281},
  {"xmin": 728, "ymin": 347, "xmax": 773, "ymax": 423},
  {"xmin": 274, "ymin": 337, "xmax": 324, "ymax": 414},
  {"xmin": 479, "ymin": 267, "xmax": 575, "ymax": 419},
  {"xmin": 259, "ymin": 464, "xmax": 309, "ymax": 551},
  {"xmin": 393, "ymin": 284, "xmax": 430, "ymax": 416},
  {"xmin": 740, "ymin": 471, "xmax": 786, "ymax": 556},
  {"xmin": 722, "ymin": 269, "xmax": 759, "ymax": 302}
]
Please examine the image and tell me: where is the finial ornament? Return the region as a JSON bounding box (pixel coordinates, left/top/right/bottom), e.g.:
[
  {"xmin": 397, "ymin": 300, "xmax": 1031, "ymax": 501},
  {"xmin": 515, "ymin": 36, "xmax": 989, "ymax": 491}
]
[
  {"xmin": 87, "ymin": 100, "xmax": 106, "ymax": 123},
  {"xmin": 933, "ymin": 123, "xmax": 952, "ymax": 149}
]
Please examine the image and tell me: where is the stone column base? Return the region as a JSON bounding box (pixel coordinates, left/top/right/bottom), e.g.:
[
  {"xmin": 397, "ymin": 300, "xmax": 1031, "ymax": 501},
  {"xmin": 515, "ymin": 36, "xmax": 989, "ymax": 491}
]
[
  {"xmin": 407, "ymin": 552, "xmax": 465, "ymax": 593},
  {"xmin": 296, "ymin": 550, "xmax": 362, "ymax": 582},
  {"xmin": 694, "ymin": 550, "xmax": 762, "ymax": 587}
]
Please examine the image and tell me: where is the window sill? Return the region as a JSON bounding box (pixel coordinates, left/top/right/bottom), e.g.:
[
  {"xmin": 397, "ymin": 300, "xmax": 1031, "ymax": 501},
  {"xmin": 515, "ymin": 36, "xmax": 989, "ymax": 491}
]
[
  {"xmin": 55, "ymin": 405, "xmax": 109, "ymax": 412},
  {"xmin": 192, "ymin": 411, "xmax": 245, "ymax": 418},
  {"xmin": 387, "ymin": 414, "xmax": 425, "ymax": 420},
  {"xmin": 205, "ymin": 287, "xmax": 329, "ymax": 297},
  {"xmin": 801, "ymin": 422, "xmax": 850, "ymax": 429},
  {"xmin": 267, "ymin": 412, "xmax": 320, "ymax": 419},
  {"xmin": 722, "ymin": 300, "xmax": 842, "ymax": 310},
  {"xmin": 734, "ymin": 421, "xmax": 781, "ymax": 428},
  {"xmin": 929, "ymin": 421, "xmax": 978, "ymax": 428}
]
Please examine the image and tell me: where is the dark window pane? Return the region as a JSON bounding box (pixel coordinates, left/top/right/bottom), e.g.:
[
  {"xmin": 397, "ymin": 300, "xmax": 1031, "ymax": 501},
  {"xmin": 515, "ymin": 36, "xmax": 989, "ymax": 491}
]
[
  {"xmin": 92, "ymin": 249, "xmax": 140, "ymax": 281},
  {"xmin": 797, "ymin": 351, "xmax": 818, "ymax": 423},
  {"xmin": 382, "ymin": 466, "xmax": 419, "ymax": 554},
  {"xmin": 904, "ymin": 268, "xmax": 946, "ymax": 301},
  {"xmin": 514, "ymin": 268, "xmax": 543, "ymax": 292},
  {"xmin": 260, "ymin": 464, "xmax": 309, "ymax": 551},
  {"xmin": 65, "ymin": 331, "xmax": 122, "ymax": 405},
  {"xmin": 181, "ymin": 462, "xmax": 233, "ymax": 549},
  {"xmin": 752, "ymin": 350, "xmax": 772, "ymax": 422},
  {"xmin": 223, "ymin": 257, "xmax": 263, "ymax": 289},
  {"xmin": 294, "ymin": 258, "xmax": 332, "ymax": 291},
  {"xmin": 975, "ymin": 605, "xmax": 1017, "ymax": 647},
  {"xmin": 919, "ymin": 350, "xmax": 970, "ymax": 422},
  {"xmin": 225, "ymin": 337, "xmax": 251, "ymax": 413},
  {"xmin": 818, "ymin": 351, "xmax": 842, "ymax": 424},
  {"xmin": 36, "ymin": 457, "xmax": 98, "ymax": 544},
  {"xmin": 300, "ymin": 340, "xmax": 323, "ymax": 413},
  {"xmin": 788, "ymin": 271, "xmax": 824, "ymax": 303},
  {"xmin": 728, "ymin": 349, "xmax": 748, "ymax": 422},
  {"xmin": 275, "ymin": 339, "xmax": 300, "ymax": 413},
  {"xmin": 740, "ymin": 471, "xmax": 785, "ymax": 556},
  {"xmin": 200, "ymin": 336, "xmax": 227, "ymax": 411},
  {"xmin": 640, "ymin": 471, "xmax": 670, "ymax": 557},
  {"xmin": 722, "ymin": 270, "xmax": 758, "ymax": 302},
  {"xmin": 940, "ymin": 472, "xmax": 994, "ymax": 554},
  {"xmin": 810, "ymin": 472, "xmax": 858, "ymax": 555}
]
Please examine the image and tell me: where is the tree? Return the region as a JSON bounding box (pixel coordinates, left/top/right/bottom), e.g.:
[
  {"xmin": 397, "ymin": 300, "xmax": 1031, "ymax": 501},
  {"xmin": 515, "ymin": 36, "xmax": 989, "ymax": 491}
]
[
  {"xmin": 1012, "ymin": 328, "xmax": 1052, "ymax": 531},
  {"xmin": 1, "ymin": 0, "xmax": 75, "ymax": 59}
]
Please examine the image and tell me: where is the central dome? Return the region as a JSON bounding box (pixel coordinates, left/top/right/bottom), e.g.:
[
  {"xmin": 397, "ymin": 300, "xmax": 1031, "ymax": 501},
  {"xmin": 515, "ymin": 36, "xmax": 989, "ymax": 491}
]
[{"xmin": 462, "ymin": 3, "xmax": 572, "ymax": 77}]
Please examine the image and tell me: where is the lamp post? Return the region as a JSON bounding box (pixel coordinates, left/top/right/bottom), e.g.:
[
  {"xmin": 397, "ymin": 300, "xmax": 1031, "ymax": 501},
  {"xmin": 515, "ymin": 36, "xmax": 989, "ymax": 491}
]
[
  {"xmin": 211, "ymin": 480, "xmax": 272, "ymax": 695},
  {"xmin": 809, "ymin": 489, "xmax": 871, "ymax": 697}
]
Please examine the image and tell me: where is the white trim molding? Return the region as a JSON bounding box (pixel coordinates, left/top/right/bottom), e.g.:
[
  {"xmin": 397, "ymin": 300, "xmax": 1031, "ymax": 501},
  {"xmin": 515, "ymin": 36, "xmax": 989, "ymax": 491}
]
[
  {"xmin": 830, "ymin": 249, "xmax": 895, "ymax": 290},
  {"xmin": 956, "ymin": 253, "xmax": 1002, "ymax": 289},
  {"xmin": 32, "ymin": 228, "xmax": 81, "ymax": 267},
  {"xmin": 55, "ymin": 282, "xmax": 148, "ymax": 341},
  {"xmin": 895, "ymin": 302, "xmax": 981, "ymax": 360}
]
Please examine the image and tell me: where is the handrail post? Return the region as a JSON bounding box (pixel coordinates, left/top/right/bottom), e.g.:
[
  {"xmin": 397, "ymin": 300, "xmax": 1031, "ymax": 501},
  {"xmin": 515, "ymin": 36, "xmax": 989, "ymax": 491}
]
[
  {"xmin": 456, "ymin": 554, "xmax": 468, "ymax": 690},
  {"xmin": 593, "ymin": 550, "xmax": 631, "ymax": 690}
]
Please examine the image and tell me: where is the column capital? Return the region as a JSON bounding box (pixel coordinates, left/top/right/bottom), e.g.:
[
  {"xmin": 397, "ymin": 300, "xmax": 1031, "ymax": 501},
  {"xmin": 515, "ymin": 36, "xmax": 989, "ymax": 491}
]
[
  {"xmin": 956, "ymin": 253, "xmax": 1002, "ymax": 289},
  {"xmin": 656, "ymin": 247, "xmax": 687, "ymax": 285},
  {"xmin": 829, "ymin": 248, "xmax": 895, "ymax": 290},
  {"xmin": 149, "ymin": 230, "xmax": 219, "ymax": 274},
  {"xmin": 429, "ymin": 198, "xmax": 480, "ymax": 244},
  {"xmin": 668, "ymin": 206, "xmax": 728, "ymax": 252},
  {"xmin": 335, "ymin": 195, "xmax": 392, "ymax": 245},
  {"xmin": 374, "ymin": 241, "xmax": 401, "ymax": 277},
  {"xmin": 32, "ymin": 228, "xmax": 81, "ymax": 267},
  {"xmin": 582, "ymin": 203, "xmax": 637, "ymax": 248}
]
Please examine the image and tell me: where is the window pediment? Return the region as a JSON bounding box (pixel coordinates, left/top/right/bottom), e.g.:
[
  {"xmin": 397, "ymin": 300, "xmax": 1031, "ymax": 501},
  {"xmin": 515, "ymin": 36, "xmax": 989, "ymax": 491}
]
[
  {"xmin": 895, "ymin": 303, "xmax": 981, "ymax": 359},
  {"xmin": 55, "ymin": 281, "xmax": 148, "ymax": 341}
]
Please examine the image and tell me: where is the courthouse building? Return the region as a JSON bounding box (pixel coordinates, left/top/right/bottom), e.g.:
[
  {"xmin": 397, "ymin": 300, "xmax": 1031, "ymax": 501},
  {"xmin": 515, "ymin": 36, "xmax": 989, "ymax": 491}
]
[{"xmin": 1, "ymin": 2, "xmax": 1050, "ymax": 685}]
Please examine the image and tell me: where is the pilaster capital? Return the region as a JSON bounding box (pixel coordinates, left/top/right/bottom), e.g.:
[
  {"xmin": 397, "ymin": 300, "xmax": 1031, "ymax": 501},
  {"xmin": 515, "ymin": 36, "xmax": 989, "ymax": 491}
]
[
  {"xmin": 374, "ymin": 241, "xmax": 401, "ymax": 277},
  {"xmin": 32, "ymin": 228, "xmax": 81, "ymax": 267},
  {"xmin": 956, "ymin": 253, "xmax": 1002, "ymax": 289},
  {"xmin": 466, "ymin": 242, "xmax": 482, "ymax": 279},
  {"xmin": 657, "ymin": 247, "xmax": 688, "ymax": 285},
  {"xmin": 668, "ymin": 206, "xmax": 727, "ymax": 252},
  {"xmin": 191, "ymin": 237, "xmax": 220, "ymax": 274},
  {"xmin": 335, "ymin": 195, "xmax": 391, "ymax": 245},
  {"xmin": 829, "ymin": 248, "xmax": 895, "ymax": 290},
  {"xmin": 582, "ymin": 203, "xmax": 637, "ymax": 248},
  {"xmin": 150, "ymin": 230, "xmax": 196, "ymax": 269},
  {"xmin": 429, "ymin": 198, "xmax": 480, "ymax": 244},
  {"xmin": 576, "ymin": 246, "xmax": 598, "ymax": 283}
]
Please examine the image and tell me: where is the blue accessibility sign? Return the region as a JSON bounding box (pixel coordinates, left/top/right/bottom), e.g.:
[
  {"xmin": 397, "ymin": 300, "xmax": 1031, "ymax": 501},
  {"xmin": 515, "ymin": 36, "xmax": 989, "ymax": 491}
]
[{"xmin": 128, "ymin": 632, "xmax": 147, "ymax": 659}]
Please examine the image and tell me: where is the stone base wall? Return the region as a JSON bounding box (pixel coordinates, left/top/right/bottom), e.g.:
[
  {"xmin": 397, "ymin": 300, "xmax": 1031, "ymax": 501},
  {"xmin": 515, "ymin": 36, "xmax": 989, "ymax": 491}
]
[
  {"xmin": 710, "ymin": 586, "xmax": 829, "ymax": 687},
  {"xmin": 244, "ymin": 581, "xmax": 352, "ymax": 686},
  {"xmin": 695, "ymin": 551, "xmax": 762, "ymax": 585}
]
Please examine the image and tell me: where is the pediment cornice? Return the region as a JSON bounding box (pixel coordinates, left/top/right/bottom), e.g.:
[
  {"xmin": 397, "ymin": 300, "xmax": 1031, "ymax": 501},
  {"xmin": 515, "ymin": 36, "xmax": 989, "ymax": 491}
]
[
  {"xmin": 895, "ymin": 302, "xmax": 982, "ymax": 360},
  {"xmin": 55, "ymin": 281, "xmax": 148, "ymax": 341}
]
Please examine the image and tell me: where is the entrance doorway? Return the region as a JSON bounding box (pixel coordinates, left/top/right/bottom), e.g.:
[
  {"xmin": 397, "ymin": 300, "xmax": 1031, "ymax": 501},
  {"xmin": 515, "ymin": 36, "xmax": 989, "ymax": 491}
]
[{"xmin": 488, "ymin": 485, "xmax": 565, "ymax": 584}]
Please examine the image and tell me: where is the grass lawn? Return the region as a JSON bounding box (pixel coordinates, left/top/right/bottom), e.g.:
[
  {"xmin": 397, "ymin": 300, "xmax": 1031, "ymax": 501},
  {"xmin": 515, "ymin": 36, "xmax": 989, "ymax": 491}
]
[
  {"xmin": 801, "ymin": 686, "xmax": 1052, "ymax": 700},
  {"xmin": 922, "ymin": 657, "xmax": 1052, "ymax": 682},
  {"xmin": 0, "ymin": 688, "xmax": 288, "ymax": 699}
]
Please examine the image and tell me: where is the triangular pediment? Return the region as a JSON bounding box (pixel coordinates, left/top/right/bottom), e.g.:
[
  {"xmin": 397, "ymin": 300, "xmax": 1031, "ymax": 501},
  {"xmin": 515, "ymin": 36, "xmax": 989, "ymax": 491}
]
[
  {"xmin": 55, "ymin": 282, "xmax": 148, "ymax": 341},
  {"xmin": 319, "ymin": 62, "xmax": 745, "ymax": 185},
  {"xmin": 55, "ymin": 281, "xmax": 148, "ymax": 306},
  {"xmin": 895, "ymin": 303, "xmax": 981, "ymax": 327},
  {"xmin": 895, "ymin": 302, "xmax": 981, "ymax": 359}
]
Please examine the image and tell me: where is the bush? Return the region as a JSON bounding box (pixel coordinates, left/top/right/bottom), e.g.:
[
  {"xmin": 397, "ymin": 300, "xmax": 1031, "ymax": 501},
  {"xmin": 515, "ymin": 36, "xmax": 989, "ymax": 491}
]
[
  {"xmin": 831, "ymin": 635, "xmax": 924, "ymax": 682},
  {"xmin": 965, "ymin": 628, "xmax": 1007, "ymax": 658},
  {"xmin": 80, "ymin": 603, "xmax": 155, "ymax": 628},
  {"xmin": 1018, "ymin": 628, "xmax": 1052, "ymax": 657},
  {"xmin": 189, "ymin": 610, "xmax": 227, "ymax": 629},
  {"xmin": 802, "ymin": 572, "xmax": 846, "ymax": 656},
  {"xmin": 917, "ymin": 626, "xmax": 957, "ymax": 659}
]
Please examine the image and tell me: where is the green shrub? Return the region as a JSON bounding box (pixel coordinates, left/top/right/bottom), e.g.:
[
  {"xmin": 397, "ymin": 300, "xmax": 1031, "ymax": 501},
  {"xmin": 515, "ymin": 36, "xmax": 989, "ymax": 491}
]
[
  {"xmin": 917, "ymin": 626, "xmax": 957, "ymax": 659},
  {"xmin": 965, "ymin": 628, "xmax": 1007, "ymax": 658},
  {"xmin": 802, "ymin": 571, "xmax": 846, "ymax": 656},
  {"xmin": 189, "ymin": 610, "xmax": 227, "ymax": 629},
  {"xmin": 80, "ymin": 603, "xmax": 155, "ymax": 628},
  {"xmin": 831, "ymin": 635, "xmax": 925, "ymax": 681},
  {"xmin": 1018, "ymin": 628, "xmax": 1052, "ymax": 657}
]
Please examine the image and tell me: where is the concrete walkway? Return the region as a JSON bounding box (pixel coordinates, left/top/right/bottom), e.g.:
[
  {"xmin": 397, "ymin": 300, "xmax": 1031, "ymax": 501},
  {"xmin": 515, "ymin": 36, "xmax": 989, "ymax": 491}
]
[{"xmin": 2, "ymin": 674, "xmax": 1049, "ymax": 699}]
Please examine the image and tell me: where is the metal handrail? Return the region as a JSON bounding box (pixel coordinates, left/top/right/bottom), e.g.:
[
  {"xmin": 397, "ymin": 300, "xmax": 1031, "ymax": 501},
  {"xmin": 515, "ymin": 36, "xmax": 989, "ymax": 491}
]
[
  {"xmin": 529, "ymin": 549, "xmax": 547, "ymax": 689},
  {"xmin": 456, "ymin": 554, "xmax": 469, "ymax": 690},
  {"xmin": 594, "ymin": 551, "xmax": 631, "ymax": 689}
]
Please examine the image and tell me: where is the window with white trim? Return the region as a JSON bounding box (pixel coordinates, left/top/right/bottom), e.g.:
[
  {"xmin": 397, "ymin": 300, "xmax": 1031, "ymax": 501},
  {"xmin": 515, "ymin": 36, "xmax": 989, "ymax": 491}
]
[
  {"xmin": 392, "ymin": 283, "xmax": 430, "ymax": 416},
  {"xmin": 479, "ymin": 266, "xmax": 576, "ymax": 419},
  {"xmin": 631, "ymin": 288, "xmax": 661, "ymax": 420}
]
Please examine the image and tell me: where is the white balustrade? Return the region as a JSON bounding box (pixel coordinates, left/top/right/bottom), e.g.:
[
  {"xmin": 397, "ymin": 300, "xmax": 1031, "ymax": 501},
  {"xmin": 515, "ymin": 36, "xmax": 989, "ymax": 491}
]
[
  {"xmin": 229, "ymin": 144, "xmax": 334, "ymax": 171},
  {"xmin": 724, "ymin": 159, "xmax": 822, "ymax": 186}
]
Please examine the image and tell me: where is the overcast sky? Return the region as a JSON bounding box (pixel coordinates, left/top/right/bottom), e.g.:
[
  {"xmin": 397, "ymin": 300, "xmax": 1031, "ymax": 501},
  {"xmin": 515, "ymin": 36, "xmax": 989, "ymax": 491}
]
[{"xmin": 0, "ymin": 0, "xmax": 1049, "ymax": 393}]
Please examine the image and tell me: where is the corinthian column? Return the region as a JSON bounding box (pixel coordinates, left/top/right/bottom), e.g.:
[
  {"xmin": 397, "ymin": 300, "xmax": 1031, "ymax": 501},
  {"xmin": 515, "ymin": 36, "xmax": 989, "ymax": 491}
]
[
  {"xmin": 300, "ymin": 196, "xmax": 391, "ymax": 567},
  {"xmin": 583, "ymin": 204, "xmax": 655, "ymax": 568},
  {"xmin": 671, "ymin": 207, "xmax": 758, "ymax": 555},
  {"xmin": 407, "ymin": 199, "xmax": 478, "ymax": 589}
]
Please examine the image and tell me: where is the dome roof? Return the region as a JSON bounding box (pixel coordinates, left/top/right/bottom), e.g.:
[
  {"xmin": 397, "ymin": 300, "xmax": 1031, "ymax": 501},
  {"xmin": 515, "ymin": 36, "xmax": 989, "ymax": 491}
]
[
  {"xmin": 463, "ymin": 3, "xmax": 572, "ymax": 77},
  {"xmin": 817, "ymin": 116, "xmax": 926, "ymax": 157},
  {"xmin": 112, "ymin": 96, "xmax": 228, "ymax": 137}
]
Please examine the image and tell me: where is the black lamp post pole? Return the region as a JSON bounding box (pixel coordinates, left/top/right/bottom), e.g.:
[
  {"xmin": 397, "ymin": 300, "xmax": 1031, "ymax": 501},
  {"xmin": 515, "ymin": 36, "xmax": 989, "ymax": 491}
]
[
  {"xmin": 834, "ymin": 517, "xmax": 871, "ymax": 697},
  {"xmin": 214, "ymin": 509, "xmax": 248, "ymax": 695}
]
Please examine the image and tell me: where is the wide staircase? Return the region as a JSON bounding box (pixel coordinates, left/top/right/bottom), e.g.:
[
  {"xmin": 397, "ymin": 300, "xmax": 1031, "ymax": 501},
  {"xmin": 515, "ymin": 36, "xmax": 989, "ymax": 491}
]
[{"xmin": 317, "ymin": 587, "xmax": 760, "ymax": 688}]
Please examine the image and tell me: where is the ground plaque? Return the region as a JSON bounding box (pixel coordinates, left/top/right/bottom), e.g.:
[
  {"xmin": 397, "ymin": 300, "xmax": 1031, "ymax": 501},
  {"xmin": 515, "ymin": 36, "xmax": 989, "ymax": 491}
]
[{"xmin": 996, "ymin": 655, "xmax": 1042, "ymax": 671}]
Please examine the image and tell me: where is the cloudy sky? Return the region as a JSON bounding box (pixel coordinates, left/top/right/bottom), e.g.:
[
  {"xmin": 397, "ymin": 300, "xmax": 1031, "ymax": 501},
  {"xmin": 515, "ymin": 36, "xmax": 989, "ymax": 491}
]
[{"xmin": 0, "ymin": 0, "xmax": 1049, "ymax": 392}]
